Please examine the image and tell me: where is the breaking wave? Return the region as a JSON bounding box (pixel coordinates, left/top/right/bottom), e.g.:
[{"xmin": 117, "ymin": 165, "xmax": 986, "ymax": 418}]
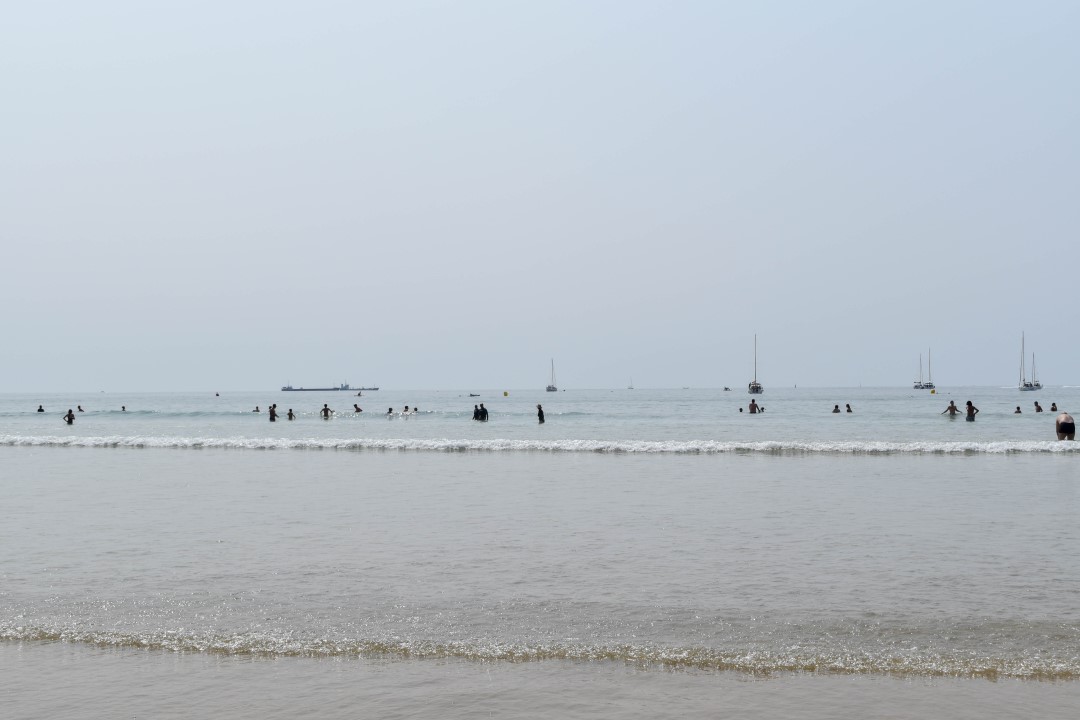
[
  {"xmin": 0, "ymin": 434, "xmax": 1078, "ymax": 455},
  {"xmin": 1, "ymin": 623, "xmax": 1075, "ymax": 680}
]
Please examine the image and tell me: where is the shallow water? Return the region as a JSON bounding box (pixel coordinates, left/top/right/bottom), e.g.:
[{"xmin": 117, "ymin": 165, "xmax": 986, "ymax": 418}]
[{"xmin": 2, "ymin": 388, "xmax": 1078, "ymax": 716}]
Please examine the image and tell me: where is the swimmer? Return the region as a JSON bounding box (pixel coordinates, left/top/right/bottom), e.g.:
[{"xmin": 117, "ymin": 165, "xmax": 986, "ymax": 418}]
[
  {"xmin": 1051, "ymin": 403, "xmax": 1058, "ymax": 412},
  {"xmin": 320, "ymin": 404, "xmax": 334, "ymax": 419},
  {"xmin": 845, "ymin": 404, "xmax": 852, "ymax": 413},
  {"xmin": 965, "ymin": 401, "xmax": 979, "ymax": 422},
  {"xmin": 941, "ymin": 401, "xmax": 961, "ymax": 417},
  {"xmin": 77, "ymin": 405, "xmax": 84, "ymax": 412},
  {"xmin": 1056, "ymin": 411, "xmax": 1075, "ymax": 440},
  {"xmin": 387, "ymin": 407, "xmax": 394, "ymax": 416},
  {"xmin": 353, "ymin": 404, "xmax": 363, "ymax": 413},
  {"xmin": 36, "ymin": 405, "xmax": 44, "ymax": 412},
  {"xmin": 479, "ymin": 403, "xmax": 488, "ymax": 421},
  {"xmin": 748, "ymin": 399, "xmax": 759, "ymax": 414},
  {"xmin": 253, "ymin": 406, "xmax": 260, "ymax": 412},
  {"xmin": 472, "ymin": 404, "xmax": 480, "ymax": 420},
  {"xmin": 537, "ymin": 404, "xmax": 545, "ymax": 424},
  {"xmin": 62, "ymin": 409, "xmax": 75, "ymax": 425},
  {"xmin": 832, "ymin": 404, "xmax": 840, "ymax": 413},
  {"xmin": 121, "ymin": 406, "xmax": 126, "ymax": 412},
  {"xmin": 1034, "ymin": 401, "xmax": 1043, "ymax": 413},
  {"xmin": 287, "ymin": 408, "xmax": 295, "ymax": 420},
  {"xmin": 1014, "ymin": 406, "xmax": 1022, "ymax": 414},
  {"xmin": 269, "ymin": 405, "xmax": 278, "ymax": 422}
]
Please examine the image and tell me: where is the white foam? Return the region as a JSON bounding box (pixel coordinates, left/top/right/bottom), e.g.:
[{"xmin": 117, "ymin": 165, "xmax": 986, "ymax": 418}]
[{"xmin": 0, "ymin": 435, "xmax": 1076, "ymax": 455}]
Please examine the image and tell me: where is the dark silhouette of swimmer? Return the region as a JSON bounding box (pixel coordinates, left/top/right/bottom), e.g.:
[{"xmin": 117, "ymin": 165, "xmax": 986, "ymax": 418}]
[
  {"xmin": 846, "ymin": 404, "xmax": 852, "ymax": 413},
  {"xmin": 1056, "ymin": 411, "xmax": 1075, "ymax": 440},
  {"xmin": 354, "ymin": 404, "xmax": 363, "ymax": 412},
  {"xmin": 832, "ymin": 405, "xmax": 840, "ymax": 413},
  {"xmin": 387, "ymin": 407, "xmax": 394, "ymax": 416},
  {"xmin": 942, "ymin": 401, "xmax": 961, "ymax": 417},
  {"xmin": 1034, "ymin": 401, "xmax": 1043, "ymax": 413},
  {"xmin": 253, "ymin": 406, "xmax": 260, "ymax": 412},
  {"xmin": 965, "ymin": 401, "xmax": 979, "ymax": 422},
  {"xmin": 77, "ymin": 405, "xmax": 84, "ymax": 412},
  {"xmin": 121, "ymin": 406, "xmax": 126, "ymax": 412},
  {"xmin": 1051, "ymin": 403, "xmax": 1058, "ymax": 412},
  {"xmin": 287, "ymin": 408, "xmax": 295, "ymax": 420},
  {"xmin": 1014, "ymin": 406, "xmax": 1022, "ymax": 414},
  {"xmin": 473, "ymin": 404, "xmax": 480, "ymax": 420},
  {"xmin": 62, "ymin": 409, "xmax": 75, "ymax": 425},
  {"xmin": 37, "ymin": 405, "xmax": 44, "ymax": 412},
  {"xmin": 479, "ymin": 403, "xmax": 488, "ymax": 421},
  {"xmin": 537, "ymin": 404, "xmax": 545, "ymax": 424},
  {"xmin": 269, "ymin": 405, "xmax": 278, "ymax": 422},
  {"xmin": 320, "ymin": 404, "xmax": 333, "ymax": 419},
  {"xmin": 748, "ymin": 400, "xmax": 759, "ymax": 414}
]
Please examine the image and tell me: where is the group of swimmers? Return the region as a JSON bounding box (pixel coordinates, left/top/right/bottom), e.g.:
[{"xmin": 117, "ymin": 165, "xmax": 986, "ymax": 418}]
[
  {"xmin": 44, "ymin": 405, "xmax": 127, "ymax": 424},
  {"xmin": 931, "ymin": 400, "xmax": 1073, "ymax": 439},
  {"xmin": 251, "ymin": 403, "xmax": 424, "ymax": 420}
]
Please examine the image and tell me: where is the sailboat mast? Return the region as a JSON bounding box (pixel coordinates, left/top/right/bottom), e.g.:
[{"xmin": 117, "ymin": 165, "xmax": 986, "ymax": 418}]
[
  {"xmin": 1021, "ymin": 333, "xmax": 1026, "ymax": 385},
  {"xmin": 754, "ymin": 334, "xmax": 758, "ymax": 382}
]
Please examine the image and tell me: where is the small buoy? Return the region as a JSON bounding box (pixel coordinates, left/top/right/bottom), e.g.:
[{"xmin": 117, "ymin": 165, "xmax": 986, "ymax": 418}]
[
  {"xmin": 930, "ymin": 389, "xmax": 936, "ymax": 394},
  {"xmin": 504, "ymin": 391, "xmax": 509, "ymax": 397}
]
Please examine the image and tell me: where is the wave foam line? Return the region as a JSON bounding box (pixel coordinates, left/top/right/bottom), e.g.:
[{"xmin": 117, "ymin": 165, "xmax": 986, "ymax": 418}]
[
  {"xmin": 1, "ymin": 435, "xmax": 1078, "ymax": 455},
  {"xmin": 2, "ymin": 625, "xmax": 1075, "ymax": 680}
]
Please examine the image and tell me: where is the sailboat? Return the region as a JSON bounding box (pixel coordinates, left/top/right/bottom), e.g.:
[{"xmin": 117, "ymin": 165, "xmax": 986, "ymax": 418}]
[
  {"xmin": 1019, "ymin": 333, "xmax": 1042, "ymax": 391},
  {"xmin": 748, "ymin": 335, "xmax": 763, "ymax": 394},
  {"xmin": 913, "ymin": 350, "xmax": 935, "ymax": 390},
  {"xmin": 628, "ymin": 377, "xmax": 634, "ymax": 390},
  {"xmin": 546, "ymin": 359, "xmax": 557, "ymax": 392}
]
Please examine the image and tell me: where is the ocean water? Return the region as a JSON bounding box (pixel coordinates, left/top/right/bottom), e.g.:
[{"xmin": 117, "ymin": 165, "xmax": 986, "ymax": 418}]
[{"xmin": 3, "ymin": 387, "xmax": 1079, "ymax": 718}]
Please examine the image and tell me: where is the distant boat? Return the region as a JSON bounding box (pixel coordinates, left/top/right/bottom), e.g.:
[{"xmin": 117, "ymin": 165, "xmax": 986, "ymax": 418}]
[
  {"xmin": 748, "ymin": 334, "xmax": 763, "ymax": 394},
  {"xmin": 628, "ymin": 377, "xmax": 634, "ymax": 390},
  {"xmin": 1019, "ymin": 333, "xmax": 1042, "ymax": 391},
  {"xmin": 546, "ymin": 359, "xmax": 557, "ymax": 392},
  {"xmin": 913, "ymin": 350, "xmax": 935, "ymax": 390},
  {"xmin": 282, "ymin": 383, "xmax": 377, "ymax": 392}
]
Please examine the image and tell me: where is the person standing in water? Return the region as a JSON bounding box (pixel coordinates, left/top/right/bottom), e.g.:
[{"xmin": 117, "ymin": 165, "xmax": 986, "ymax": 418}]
[
  {"xmin": 269, "ymin": 405, "xmax": 278, "ymax": 422},
  {"xmin": 748, "ymin": 399, "xmax": 759, "ymax": 414},
  {"xmin": 320, "ymin": 404, "xmax": 333, "ymax": 419},
  {"xmin": 287, "ymin": 408, "xmax": 295, "ymax": 421},
  {"xmin": 1034, "ymin": 401, "xmax": 1043, "ymax": 413},
  {"xmin": 537, "ymin": 404, "xmax": 545, "ymax": 424},
  {"xmin": 62, "ymin": 409, "xmax": 75, "ymax": 425},
  {"xmin": 1014, "ymin": 406, "xmax": 1022, "ymax": 414},
  {"xmin": 472, "ymin": 405, "xmax": 480, "ymax": 421},
  {"xmin": 831, "ymin": 405, "xmax": 841, "ymax": 413},
  {"xmin": 36, "ymin": 405, "xmax": 45, "ymax": 412},
  {"xmin": 1055, "ymin": 411, "xmax": 1075, "ymax": 440},
  {"xmin": 845, "ymin": 404, "xmax": 853, "ymax": 413},
  {"xmin": 942, "ymin": 401, "xmax": 961, "ymax": 417},
  {"xmin": 965, "ymin": 400, "xmax": 979, "ymax": 422},
  {"xmin": 479, "ymin": 403, "xmax": 488, "ymax": 421}
]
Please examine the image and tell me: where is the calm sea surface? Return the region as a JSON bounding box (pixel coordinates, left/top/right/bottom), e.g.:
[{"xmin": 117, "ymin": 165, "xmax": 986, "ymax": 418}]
[{"xmin": 2, "ymin": 387, "xmax": 1079, "ymax": 718}]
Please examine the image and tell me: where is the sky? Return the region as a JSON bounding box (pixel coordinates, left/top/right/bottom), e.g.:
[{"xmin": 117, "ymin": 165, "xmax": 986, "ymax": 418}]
[{"xmin": 2, "ymin": 1, "xmax": 1078, "ymax": 391}]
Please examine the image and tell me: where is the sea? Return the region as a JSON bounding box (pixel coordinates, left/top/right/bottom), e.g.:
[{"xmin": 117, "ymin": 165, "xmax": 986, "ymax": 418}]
[{"xmin": 2, "ymin": 386, "xmax": 1078, "ymax": 718}]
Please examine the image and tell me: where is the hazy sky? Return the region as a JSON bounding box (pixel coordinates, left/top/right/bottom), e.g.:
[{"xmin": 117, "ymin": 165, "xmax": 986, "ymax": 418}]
[{"xmin": 3, "ymin": 1, "xmax": 1078, "ymax": 391}]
